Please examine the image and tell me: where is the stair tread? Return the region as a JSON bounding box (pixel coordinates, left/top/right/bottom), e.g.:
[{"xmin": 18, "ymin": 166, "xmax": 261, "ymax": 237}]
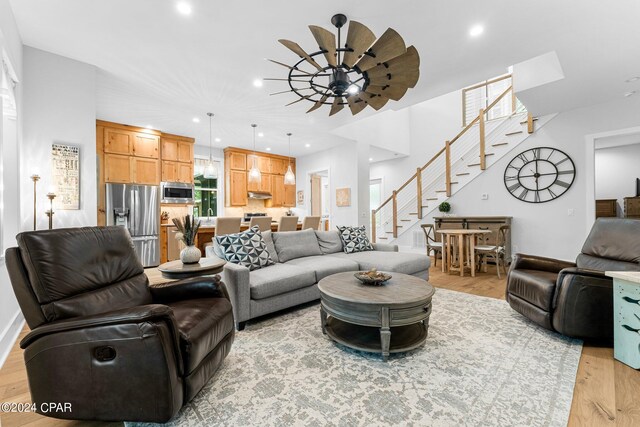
[
  {"xmin": 456, "ymin": 172, "xmax": 470, "ymax": 176},
  {"xmin": 400, "ymin": 219, "xmax": 412, "ymax": 222},
  {"xmin": 492, "ymin": 142, "xmax": 509, "ymax": 147},
  {"xmin": 426, "ymin": 197, "xmax": 438, "ymax": 200},
  {"xmin": 409, "ymin": 213, "xmax": 418, "ymax": 215},
  {"xmin": 435, "ymin": 190, "xmax": 447, "ymax": 193},
  {"xmin": 505, "ymin": 130, "xmax": 523, "ymax": 136},
  {"xmin": 519, "ymin": 117, "xmax": 538, "ymax": 124},
  {"xmin": 468, "ymin": 163, "xmax": 481, "ymax": 167},
  {"xmin": 378, "ymin": 237, "xmax": 389, "ymax": 240}
]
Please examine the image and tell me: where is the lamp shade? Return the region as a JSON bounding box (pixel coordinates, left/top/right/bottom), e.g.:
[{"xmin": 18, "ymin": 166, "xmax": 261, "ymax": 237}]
[
  {"xmin": 248, "ymin": 157, "xmax": 261, "ymax": 183},
  {"xmin": 284, "ymin": 165, "xmax": 296, "ymax": 185},
  {"xmin": 204, "ymin": 160, "xmax": 218, "ymax": 179}
]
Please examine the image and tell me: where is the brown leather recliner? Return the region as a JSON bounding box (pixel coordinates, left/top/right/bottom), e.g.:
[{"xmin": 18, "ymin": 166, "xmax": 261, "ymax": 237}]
[
  {"xmin": 5, "ymin": 226, "xmax": 234, "ymax": 423},
  {"xmin": 506, "ymin": 218, "xmax": 640, "ymax": 341}
]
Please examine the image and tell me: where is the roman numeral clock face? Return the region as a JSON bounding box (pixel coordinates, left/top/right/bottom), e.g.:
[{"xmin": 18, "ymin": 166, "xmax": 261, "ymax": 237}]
[{"xmin": 504, "ymin": 147, "xmax": 576, "ymax": 203}]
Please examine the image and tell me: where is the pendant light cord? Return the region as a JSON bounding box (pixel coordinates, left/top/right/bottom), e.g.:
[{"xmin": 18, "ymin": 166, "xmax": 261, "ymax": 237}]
[{"xmin": 207, "ymin": 112, "xmax": 214, "ymax": 162}]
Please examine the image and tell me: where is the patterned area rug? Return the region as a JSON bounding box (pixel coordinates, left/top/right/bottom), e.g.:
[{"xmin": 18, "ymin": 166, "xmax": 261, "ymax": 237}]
[{"xmin": 130, "ymin": 289, "xmax": 582, "ymax": 427}]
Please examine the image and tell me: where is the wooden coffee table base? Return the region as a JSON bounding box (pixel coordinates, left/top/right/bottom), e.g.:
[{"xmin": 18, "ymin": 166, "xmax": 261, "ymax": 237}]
[{"xmin": 322, "ymin": 314, "xmax": 429, "ymax": 361}]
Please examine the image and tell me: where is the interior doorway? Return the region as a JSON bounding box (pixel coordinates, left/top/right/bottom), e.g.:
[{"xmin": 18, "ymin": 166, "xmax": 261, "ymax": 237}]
[
  {"xmin": 310, "ymin": 169, "xmax": 330, "ymax": 230},
  {"xmin": 594, "ymin": 135, "xmax": 640, "ymax": 219}
]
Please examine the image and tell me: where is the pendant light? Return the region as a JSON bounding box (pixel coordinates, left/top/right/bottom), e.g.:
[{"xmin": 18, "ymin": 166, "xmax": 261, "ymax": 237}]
[
  {"xmin": 248, "ymin": 124, "xmax": 261, "ymax": 183},
  {"xmin": 284, "ymin": 132, "xmax": 296, "ymax": 185},
  {"xmin": 204, "ymin": 112, "xmax": 218, "ymax": 179}
]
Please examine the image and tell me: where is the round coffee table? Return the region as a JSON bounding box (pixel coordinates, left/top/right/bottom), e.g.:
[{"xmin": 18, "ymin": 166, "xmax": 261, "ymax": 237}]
[
  {"xmin": 158, "ymin": 257, "xmax": 226, "ymax": 279},
  {"xmin": 317, "ymin": 271, "xmax": 435, "ymax": 361}
]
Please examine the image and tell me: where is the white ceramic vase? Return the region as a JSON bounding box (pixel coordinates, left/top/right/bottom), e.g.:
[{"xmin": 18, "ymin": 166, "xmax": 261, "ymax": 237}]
[{"xmin": 180, "ymin": 245, "xmax": 201, "ymax": 264}]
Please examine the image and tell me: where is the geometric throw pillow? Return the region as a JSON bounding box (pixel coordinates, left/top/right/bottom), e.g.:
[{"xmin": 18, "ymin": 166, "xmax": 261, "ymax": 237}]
[
  {"xmin": 336, "ymin": 225, "xmax": 374, "ymax": 254},
  {"xmin": 214, "ymin": 226, "xmax": 275, "ymax": 271}
]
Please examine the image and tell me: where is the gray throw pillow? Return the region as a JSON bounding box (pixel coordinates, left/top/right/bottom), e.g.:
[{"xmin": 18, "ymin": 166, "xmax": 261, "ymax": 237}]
[
  {"xmin": 215, "ymin": 226, "xmax": 275, "ymax": 271},
  {"xmin": 261, "ymin": 231, "xmax": 279, "ymax": 263},
  {"xmin": 337, "ymin": 225, "xmax": 374, "ymax": 254},
  {"xmin": 315, "ymin": 231, "xmax": 344, "ymax": 254},
  {"xmin": 271, "ymin": 228, "xmax": 322, "ymax": 263}
]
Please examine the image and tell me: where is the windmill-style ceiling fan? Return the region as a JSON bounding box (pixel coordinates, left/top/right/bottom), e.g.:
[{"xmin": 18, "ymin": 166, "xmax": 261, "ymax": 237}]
[{"xmin": 265, "ymin": 14, "xmax": 420, "ymax": 116}]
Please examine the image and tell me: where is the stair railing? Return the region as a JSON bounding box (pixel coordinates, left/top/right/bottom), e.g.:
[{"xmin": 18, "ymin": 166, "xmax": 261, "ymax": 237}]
[{"xmin": 371, "ymin": 84, "xmax": 524, "ymax": 242}]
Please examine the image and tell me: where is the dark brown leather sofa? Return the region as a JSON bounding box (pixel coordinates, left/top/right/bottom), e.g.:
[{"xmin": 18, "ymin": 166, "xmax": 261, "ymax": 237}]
[
  {"xmin": 5, "ymin": 226, "xmax": 234, "ymax": 422},
  {"xmin": 506, "ymin": 218, "xmax": 640, "ymax": 340}
]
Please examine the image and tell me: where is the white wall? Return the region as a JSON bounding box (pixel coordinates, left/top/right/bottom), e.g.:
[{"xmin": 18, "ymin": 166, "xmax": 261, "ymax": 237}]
[
  {"xmin": 595, "ymin": 142, "xmax": 640, "ymax": 216},
  {"xmin": 294, "ymin": 142, "xmax": 369, "ymax": 228},
  {"xmin": 0, "ymin": 0, "xmax": 23, "ymax": 367},
  {"xmin": 370, "ymin": 90, "xmax": 462, "ymax": 198},
  {"xmin": 21, "ymin": 47, "xmax": 97, "ymax": 230}
]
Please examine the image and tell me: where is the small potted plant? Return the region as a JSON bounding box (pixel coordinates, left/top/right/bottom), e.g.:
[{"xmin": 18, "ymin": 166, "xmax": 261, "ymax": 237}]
[
  {"xmin": 160, "ymin": 211, "xmax": 170, "ymax": 224},
  {"xmin": 172, "ymin": 215, "xmax": 202, "ymax": 264},
  {"xmin": 438, "ymin": 201, "xmax": 452, "ymax": 217}
]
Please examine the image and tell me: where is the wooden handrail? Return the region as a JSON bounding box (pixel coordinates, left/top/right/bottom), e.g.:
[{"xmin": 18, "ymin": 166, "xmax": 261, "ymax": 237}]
[
  {"xmin": 371, "ymin": 84, "xmax": 515, "ymax": 241},
  {"xmin": 371, "ymin": 209, "xmax": 376, "ymax": 242}
]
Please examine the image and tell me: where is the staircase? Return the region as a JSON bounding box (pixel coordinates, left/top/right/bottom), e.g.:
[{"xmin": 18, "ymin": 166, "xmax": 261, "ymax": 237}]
[{"xmin": 371, "ymin": 85, "xmax": 554, "ymax": 243}]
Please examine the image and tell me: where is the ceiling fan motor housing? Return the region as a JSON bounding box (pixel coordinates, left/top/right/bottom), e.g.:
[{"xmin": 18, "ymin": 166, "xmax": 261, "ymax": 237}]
[{"xmin": 329, "ymin": 69, "xmax": 351, "ymax": 95}]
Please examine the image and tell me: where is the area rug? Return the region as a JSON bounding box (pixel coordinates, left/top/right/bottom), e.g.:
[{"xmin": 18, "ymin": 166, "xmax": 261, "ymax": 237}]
[{"xmin": 130, "ymin": 289, "xmax": 582, "ymax": 427}]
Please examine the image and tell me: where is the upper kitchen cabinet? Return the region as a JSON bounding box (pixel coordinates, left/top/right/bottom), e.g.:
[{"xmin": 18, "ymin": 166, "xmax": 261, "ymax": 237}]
[
  {"xmin": 224, "ymin": 147, "xmax": 295, "ymax": 207},
  {"xmin": 104, "ymin": 128, "xmax": 134, "ymax": 155},
  {"xmin": 160, "ymin": 134, "xmax": 195, "ymax": 184},
  {"xmin": 132, "ymin": 134, "xmax": 160, "ymax": 158}
]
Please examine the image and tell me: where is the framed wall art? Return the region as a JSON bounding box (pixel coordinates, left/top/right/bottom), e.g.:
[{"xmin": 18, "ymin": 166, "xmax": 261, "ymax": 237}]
[
  {"xmin": 336, "ymin": 187, "xmax": 351, "ymax": 207},
  {"xmin": 51, "ymin": 143, "xmax": 80, "ymax": 210}
]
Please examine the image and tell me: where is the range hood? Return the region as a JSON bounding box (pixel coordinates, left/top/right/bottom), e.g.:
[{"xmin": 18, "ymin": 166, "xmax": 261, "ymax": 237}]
[{"xmin": 248, "ymin": 191, "xmax": 272, "ymax": 200}]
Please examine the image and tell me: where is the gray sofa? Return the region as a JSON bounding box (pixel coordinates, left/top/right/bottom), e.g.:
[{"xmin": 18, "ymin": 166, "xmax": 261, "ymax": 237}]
[{"xmin": 206, "ymin": 229, "xmax": 431, "ymax": 330}]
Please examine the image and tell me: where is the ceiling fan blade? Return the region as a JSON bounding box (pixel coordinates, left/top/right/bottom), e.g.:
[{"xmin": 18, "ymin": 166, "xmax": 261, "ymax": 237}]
[
  {"xmin": 263, "ymin": 78, "xmax": 312, "ymax": 83},
  {"xmin": 285, "ymin": 95, "xmax": 313, "ymax": 106},
  {"xmin": 308, "ymin": 25, "xmax": 337, "ymax": 67},
  {"xmin": 267, "ymin": 59, "xmax": 313, "ymax": 75},
  {"xmin": 278, "ymin": 39, "xmax": 323, "ymax": 71},
  {"xmin": 360, "ymin": 92, "xmax": 389, "ymax": 110},
  {"xmin": 342, "ymin": 20, "xmax": 376, "ymax": 68},
  {"xmin": 329, "ymin": 97, "xmax": 344, "ymax": 116},
  {"xmin": 355, "ymin": 28, "xmax": 407, "ymax": 72},
  {"xmin": 307, "ymin": 92, "xmax": 330, "ymax": 113},
  {"xmin": 365, "ymin": 46, "xmax": 420, "ymax": 87},
  {"xmin": 365, "ymin": 85, "xmax": 408, "ymax": 101},
  {"xmin": 347, "ymin": 95, "xmax": 368, "ymax": 115},
  {"xmin": 270, "ymin": 88, "xmax": 313, "ymax": 96},
  {"xmin": 368, "ymin": 68, "xmax": 420, "ymax": 88}
]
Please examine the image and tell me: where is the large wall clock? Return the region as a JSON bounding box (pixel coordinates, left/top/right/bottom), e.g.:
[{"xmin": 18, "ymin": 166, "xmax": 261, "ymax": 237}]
[{"xmin": 504, "ymin": 147, "xmax": 576, "ymax": 203}]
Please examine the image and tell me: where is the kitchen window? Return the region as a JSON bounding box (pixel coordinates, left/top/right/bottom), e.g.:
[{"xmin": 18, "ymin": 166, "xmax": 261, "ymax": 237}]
[{"xmin": 193, "ymin": 158, "xmax": 220, "ymax": 218}]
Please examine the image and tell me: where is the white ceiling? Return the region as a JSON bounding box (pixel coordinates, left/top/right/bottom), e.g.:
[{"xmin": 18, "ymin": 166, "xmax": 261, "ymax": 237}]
[{"xmin": 9, "ymin": 0, "xmax": 640, "ymax": 157}]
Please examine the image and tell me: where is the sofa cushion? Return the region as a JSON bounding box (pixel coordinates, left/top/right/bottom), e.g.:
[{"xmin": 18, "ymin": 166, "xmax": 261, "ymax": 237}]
[
  {"xmin": 249, "ymin": 263, "xmax": 316, "ymax": 300},
  {"xmin": 337, "ymin": 225, "xmax": 374, "ymax": 254},
  {"xmin": 271, "ymin": 229, "xmax": 322, "ymax": 263},
  {"xmin": 167, "ymin": 297, "xmax": 234, "ymax": 374},
  {"xmin": 286, "ymin": 255, "xmax": 360, "ymax": 281},
  {"xmin": 315, "ymin": 231, "xmax": 343, "ymax": 254},
  {"xmin": 327, "ymin": 251, "xmax": 429, "ymax": 276},
  {"xmin": 215, "ymin": 226, "xmax": 275, "ymax": 271}
]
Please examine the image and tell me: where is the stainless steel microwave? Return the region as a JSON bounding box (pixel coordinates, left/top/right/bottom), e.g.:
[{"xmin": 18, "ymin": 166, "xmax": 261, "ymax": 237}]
[{"xmin": 161, "ymin": 182, "xmax": 194, "ymax": 204}]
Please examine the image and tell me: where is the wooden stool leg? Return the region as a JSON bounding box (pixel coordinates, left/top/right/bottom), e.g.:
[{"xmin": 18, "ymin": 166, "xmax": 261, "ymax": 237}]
[
  {"xmin": 458, "ymin": 234, "xmax": 464, "ymax": 277},
  {"xmin": 470, "ymin": 236, "xmax": 476, "ymax": 278}
]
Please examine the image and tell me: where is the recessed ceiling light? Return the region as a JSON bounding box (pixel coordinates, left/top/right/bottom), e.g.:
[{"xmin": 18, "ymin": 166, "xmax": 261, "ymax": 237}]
[
  {"xmin": 176, "ymin": 2, "xmax": 192, "ymax": 15},
  {"xmin": 253, "ymin": 79, "xmax": 263, "ymax": 88},
  {"xmin": 192, "ymin": 117, "xmax": 200, "ymax": 123},
  {"xmin": 258, "ymin": 132, "xmax": 264, "ymax": 137},
  {"xmin": 305, "ymin": 143, "xmax": 311, "ymax": 148},
  {"xmin": 266, "ymin": 147, "xmax": 271, "ymax": 151},
  {"xmin": 624, "ymin": 91, "xmax": 637, "ymax": 97},
  {"xmin": 469, "ymin": 24, "xmax": 484, "ymax": 37},
  {"xmin": 369, "ymin": 158, "xmax": 373, "ymax": 161},
  {"xmin": 625, "ymin": 77, "xmax": 640, "ymax": 83},
  {"xmin": 145, "ymin": 125, "xmax": 153, "ymax": 129},
  {"xmin": 347, "ymin": 85, "xmax": 360, "ymax": 95},
  {"xmin": 214, "ymin": 137, "xmax": 222, "ymax": 142}
]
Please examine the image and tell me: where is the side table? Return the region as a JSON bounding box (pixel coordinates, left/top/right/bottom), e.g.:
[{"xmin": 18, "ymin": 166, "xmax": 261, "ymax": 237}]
[{"xmin": 607, "ymin": 271, "xmax": 640, "ymax": 369}]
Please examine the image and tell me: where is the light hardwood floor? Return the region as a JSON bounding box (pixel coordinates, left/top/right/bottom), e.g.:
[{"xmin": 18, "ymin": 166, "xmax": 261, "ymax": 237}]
[{"xmin": 1, "ymin": 259, "xmax": 639, "ymax": 426}]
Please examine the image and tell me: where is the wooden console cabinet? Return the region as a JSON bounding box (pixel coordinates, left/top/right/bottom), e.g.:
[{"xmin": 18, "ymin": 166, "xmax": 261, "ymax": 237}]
[
  {"xmin": 434, "ymin": 216, "xmax": 513, "ymax": 262},
  {"xmin": 224, "ymin": 147, "xmax": 296, "ymax": 207},
  {"xmin": 596, "ymin": 199, "xmax": 618, "ymax": 218},
  {"xmin": 624, "ymin": 197, "xmax": 640, "ymax": 219}
]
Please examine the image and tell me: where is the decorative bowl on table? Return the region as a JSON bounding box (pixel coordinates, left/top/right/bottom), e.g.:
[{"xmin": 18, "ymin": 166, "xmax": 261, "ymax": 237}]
[{"xmin": 354, "ymin": 269, "xmax": 392, "ymax": 286}]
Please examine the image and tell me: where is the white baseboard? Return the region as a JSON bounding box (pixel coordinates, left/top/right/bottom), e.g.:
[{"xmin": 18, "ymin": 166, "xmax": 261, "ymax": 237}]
[{"xmin": 0, "ymin": 310, "xmax": 25, "ymax": 369}]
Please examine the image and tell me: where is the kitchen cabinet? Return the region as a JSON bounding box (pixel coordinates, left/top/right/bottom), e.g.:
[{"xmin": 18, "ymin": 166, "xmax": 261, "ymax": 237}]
[
  {"xmin": 177, "ymin": 141, "xmax": 193, "ymax": 163},
  {"xmin": 247, "ymin": 172, "xmax": 272, "ymax": 193},
  {"xmin": 177, "ymin": 163, "xmax": 193, "ymax": 183},
  {"xmin": 162, "ymin": 160, "xmax": 177, "ymax": 182},
  {"xmin": 104, "ymin": 153, "xmax": 132, "ymax": 183},
  {"xmin": 133, "ymin": 134, "xmax": 160, "ymax": 158},
  {"xmin": 160, "ymin": 135, "xmax": 194, "ymax": 184},
  {"xmin": 104, "ymin": 128, "xmax": 133, "ymax": 155},
  {"xmin": 132, "ymin": 157, "xmax": 160, "ymax": 185},
  {"xmin": 161, "ymin": 138, "xmax": 179, "ymax": 161},
  {"xmin": 228, "ymin": 152, "xmax": 247, "ymax": 170},
  {"xmin": 228, "ymin": 170, "xmax": 248, "ymax": 206},
  {"xmin": 224, "ymin": 147, "xmax": 296, "ymax": 207}
]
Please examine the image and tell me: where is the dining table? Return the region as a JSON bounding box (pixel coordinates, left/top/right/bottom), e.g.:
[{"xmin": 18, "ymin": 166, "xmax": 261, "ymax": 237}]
[{"xmin": 436, "ymin": 229, "xmax": 492, "ymax": 277}]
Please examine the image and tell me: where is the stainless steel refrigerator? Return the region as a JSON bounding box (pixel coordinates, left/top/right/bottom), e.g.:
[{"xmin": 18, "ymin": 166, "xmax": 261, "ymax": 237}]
[{"xmin": 105, "ymin": 183, "xmax": 160, "ymax": 267}]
